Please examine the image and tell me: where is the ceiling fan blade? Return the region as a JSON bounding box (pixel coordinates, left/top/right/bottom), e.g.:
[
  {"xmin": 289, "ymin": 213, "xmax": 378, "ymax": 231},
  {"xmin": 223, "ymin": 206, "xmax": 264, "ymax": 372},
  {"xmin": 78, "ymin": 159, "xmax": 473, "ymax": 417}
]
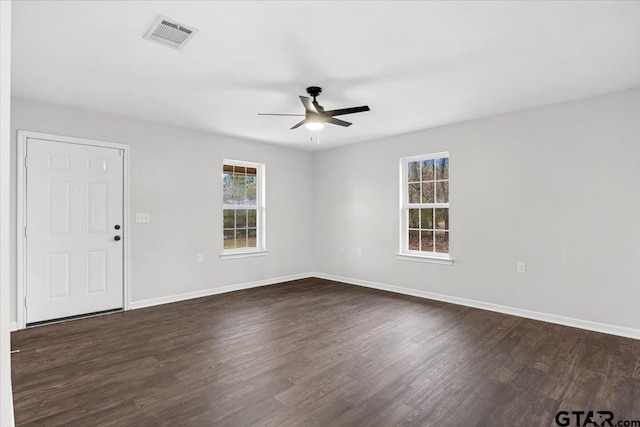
[
  {"xmin": 290, "ymin": 119, "xmax": 308, "ymax": 130},
  {"xmin": 257, "ymin": 113, "xmax": 305, "ymax": 116},
  {"xmin": 299, "ymin": 96, "xmax": 318, "ymax": 113},
  {"xmin": 324, "ymin": 106, "xmax": 370, "ymax": 117},
  {"xmin": 325, "ymin": 117, "xmax": 352, "ymax": 127}
]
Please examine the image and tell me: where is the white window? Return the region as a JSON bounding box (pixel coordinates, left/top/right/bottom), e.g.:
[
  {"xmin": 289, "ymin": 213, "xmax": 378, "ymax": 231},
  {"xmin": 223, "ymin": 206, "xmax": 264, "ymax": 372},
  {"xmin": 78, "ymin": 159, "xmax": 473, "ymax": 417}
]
[
  {"xmin": 399, "ymin": 152, "xmax": 451, "ymax": 264},
  {"xmin": 221, "ymin": 160, "xmax": 266, "ymax": 258}
]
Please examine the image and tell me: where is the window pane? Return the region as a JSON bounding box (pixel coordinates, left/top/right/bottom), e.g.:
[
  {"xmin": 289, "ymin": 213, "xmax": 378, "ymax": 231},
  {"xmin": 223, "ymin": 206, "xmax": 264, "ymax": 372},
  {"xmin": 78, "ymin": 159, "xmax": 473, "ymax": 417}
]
[
  {"xmin": 408, "ymin": 161, "xmax": 420, "ymax": 182},
  {"xmin": 421, "ymin": 159, "xmax": 434, "ymax": 181},
  {"xmin": 222, "ymin": 172, "xmax": 233, "ymax": 204},
  {"xmin": 421, "ymin": 231, "xmax": 434, "ymax": 252},
  {"xmin": 223, "ymin": 209, "xmax": 235, "ymax": 229},
  {"xmin": 436, "ymin": 158, "xmax": 449, "ymax": 180},
  {"xmin": 223, "ymin": 230, "xmax": 235, "ymax": 249},
  {"xmin": 435, "ymin": 231, "xmax": 449, "ymax": 253},
  {"xmin": 409, "ymin": 183, "xmax": 421, "ymax": 203},
  {"xmin": 236, "ymin": 229, "xmax": 247, "ymax": 248},
  {"xmin": 247, "ymin": 209, "xmax": 257, "ymax": 228},
  {"xmin": 435, "ymin": 208, "xmax": 449, "ymax": 230},
  {"xmin": 420, "ymin": 208, "xmax": 433, "ymax": 229},
  {"xmin": 408, "ymin": 230, "xmax": 419, "ymax": 250},
  {"xmin": 236, "ymin": 173, "xmax": 247, "ymax": 203},
  {"xmin": 223, "ymin": 171, "xmax": 247, "ymax": 205},
  {"xmin": 236, "ymin": 209, "xmax": 247, "ymax": 228},
  {"xmin": 409, "ymin": 209, "xmax": 419, "ymax": 228},
  {"xmin": 246, "ymin": 175, "xmax": 257, "ymax": 204},
  {"xmin": 421, "ymin": 182, "xmax": 434, "ymax": 203},
  {"xmin": 248, "ymin": 228, "xmax": 257, "ymax": 248},
  {"xmin": 436, "ymin": 181, "xmax": 449, "ymax": 203}
]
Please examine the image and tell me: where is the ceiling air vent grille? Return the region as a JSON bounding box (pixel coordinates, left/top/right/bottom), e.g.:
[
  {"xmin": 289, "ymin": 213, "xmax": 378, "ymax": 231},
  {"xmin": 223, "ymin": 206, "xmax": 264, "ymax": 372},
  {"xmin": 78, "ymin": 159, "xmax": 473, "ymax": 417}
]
[{"xmin": 144, "ymin": 16, "xmax": 197, "ymax": 50}]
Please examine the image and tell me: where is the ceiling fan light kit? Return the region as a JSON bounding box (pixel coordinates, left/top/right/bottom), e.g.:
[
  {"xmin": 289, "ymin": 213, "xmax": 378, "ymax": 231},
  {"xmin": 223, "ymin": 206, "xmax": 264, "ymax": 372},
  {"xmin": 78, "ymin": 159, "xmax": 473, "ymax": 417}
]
[
  {"xmin": 306, "ymin": 121, "xmax": 324, "ymax": 131},
  {"xmin": 258, "ymin": 86, "xmax": 370, "ymax": 138}
]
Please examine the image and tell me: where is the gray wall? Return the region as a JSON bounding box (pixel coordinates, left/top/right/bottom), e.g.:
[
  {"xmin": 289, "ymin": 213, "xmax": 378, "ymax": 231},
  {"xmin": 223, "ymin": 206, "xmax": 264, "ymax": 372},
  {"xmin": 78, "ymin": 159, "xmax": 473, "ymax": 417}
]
[
  {"xmin": 10, "ymin": 89, "xmax": 640, "ymax": 333},
  {"xmin": 10, "ymin": 98, "xmax": 314, "ymax": 321},
  {"xmin": 313, "ymin": 89, "xmax": 640, "ymax": 331}
]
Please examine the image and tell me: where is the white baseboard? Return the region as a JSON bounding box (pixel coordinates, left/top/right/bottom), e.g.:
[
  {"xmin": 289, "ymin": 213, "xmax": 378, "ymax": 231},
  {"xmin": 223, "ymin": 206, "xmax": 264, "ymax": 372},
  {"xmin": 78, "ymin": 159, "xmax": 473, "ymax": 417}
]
[
  {"xmin": 311, "ymin": 272, "xmax": 640, "ymax": 340},
  {"xmin": 15, "ymin": 271, "xmax": 638, "ymax": 341},
  {"xmin": 129, "ymin": 273, "xmax": 312, "ymax": 310}
]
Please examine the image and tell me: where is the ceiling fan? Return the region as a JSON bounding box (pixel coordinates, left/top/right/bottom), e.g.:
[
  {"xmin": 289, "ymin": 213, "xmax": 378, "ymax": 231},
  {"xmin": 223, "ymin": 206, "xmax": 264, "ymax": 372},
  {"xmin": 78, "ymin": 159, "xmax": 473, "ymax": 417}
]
[{"xmin": 258, "ymin": 86, "xmax": 370, "ymax": 130}]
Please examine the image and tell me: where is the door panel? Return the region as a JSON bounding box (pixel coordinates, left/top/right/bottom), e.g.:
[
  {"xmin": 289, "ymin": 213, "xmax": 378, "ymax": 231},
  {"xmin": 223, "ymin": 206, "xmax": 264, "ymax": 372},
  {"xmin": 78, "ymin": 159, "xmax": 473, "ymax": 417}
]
[
  {"xmin": 26, "ymin": 138, "xmax": 124, "ymax": 323},
  {"xmin": 87, "ymin": 182, "xmax": 107, "ymax": 234},
  {"xmin": 87, "ymin": 250, "xmax": 107, "ymax": 293},
  {"xmin": 47, "ymin": 180, "xmax": 70, "ymax": 234},
  {"xmin": 47, "ymin": 252, "xmax": 70, "ymax": 299}
]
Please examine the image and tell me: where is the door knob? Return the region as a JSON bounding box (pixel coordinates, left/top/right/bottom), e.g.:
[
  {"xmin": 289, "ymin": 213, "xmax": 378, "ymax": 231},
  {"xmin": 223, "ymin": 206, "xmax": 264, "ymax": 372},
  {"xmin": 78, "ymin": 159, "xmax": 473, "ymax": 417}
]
[
  {"xmin": 114, "ymin": 235, "xmax": 121, "ymax": 241},
  {"xmin": 114, "ymin": 225, "xmax": 121, "ymax": 230}
]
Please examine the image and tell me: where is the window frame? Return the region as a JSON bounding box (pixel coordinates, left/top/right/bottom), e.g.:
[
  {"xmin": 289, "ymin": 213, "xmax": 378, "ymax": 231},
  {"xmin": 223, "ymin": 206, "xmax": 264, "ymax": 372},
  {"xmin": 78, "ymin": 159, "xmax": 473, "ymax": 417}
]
[
  {"xmin": 397, "ymin": 152, "xmax": 453, "ymax": 265},
  {"xmin": 220, "ymin": 159, "xmax": 267, "ymax": 259}
]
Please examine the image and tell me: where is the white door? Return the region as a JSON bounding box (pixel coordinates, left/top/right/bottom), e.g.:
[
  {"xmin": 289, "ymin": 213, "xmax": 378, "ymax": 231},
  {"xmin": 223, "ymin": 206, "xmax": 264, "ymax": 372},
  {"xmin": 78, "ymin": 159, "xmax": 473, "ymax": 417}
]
[{"xmin": 25, "ymin": 138, "xmax": 124, "ymax": 324}]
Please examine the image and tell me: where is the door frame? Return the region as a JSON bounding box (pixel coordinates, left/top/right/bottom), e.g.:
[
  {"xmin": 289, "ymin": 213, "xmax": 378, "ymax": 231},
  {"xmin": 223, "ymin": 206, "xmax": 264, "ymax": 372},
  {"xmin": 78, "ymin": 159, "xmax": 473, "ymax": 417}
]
[{"xmin": 17, "ymin": 130, "xmax": 131, "ymax": 330}]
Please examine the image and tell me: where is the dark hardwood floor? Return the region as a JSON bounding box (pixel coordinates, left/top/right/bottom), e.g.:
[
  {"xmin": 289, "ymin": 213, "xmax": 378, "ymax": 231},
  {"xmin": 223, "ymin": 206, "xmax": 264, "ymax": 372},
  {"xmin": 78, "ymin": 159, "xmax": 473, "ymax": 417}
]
[{"xmin": 11, "ymin": 278, "xmax": 640, "ymax": 426}]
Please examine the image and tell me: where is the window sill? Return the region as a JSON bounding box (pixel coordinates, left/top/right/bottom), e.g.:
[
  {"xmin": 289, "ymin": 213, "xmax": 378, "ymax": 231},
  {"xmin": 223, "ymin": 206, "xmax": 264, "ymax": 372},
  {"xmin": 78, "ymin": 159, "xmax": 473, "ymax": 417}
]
[
  {"xmin": 220, "ymin": 250, "xmax": 269, "ymax": 260},
  {"xmin": 396, "ymin": 253, "xmax": 454, "ymax": 265}
]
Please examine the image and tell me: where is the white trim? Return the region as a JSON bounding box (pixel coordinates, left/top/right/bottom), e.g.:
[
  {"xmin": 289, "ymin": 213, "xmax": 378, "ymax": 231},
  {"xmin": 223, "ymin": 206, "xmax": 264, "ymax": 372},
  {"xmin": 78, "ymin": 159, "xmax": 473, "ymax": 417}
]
[
  {"xmin": 15, "ymin": 265, "xmax": 640, "ymax": 341},
  {"xmin": 311, "ymin": 273, "xmax": 640, "ymax": 340},
  {"xmin": 220, "ymin": 250, "xmax": 269, "ymax": 260},
  {"xmin": 9, "ymin": 323, "xmax": 17, "ymax": 333},
  {"xmin": 402, "ymin": 151, "xmax": 450, "ymax": 162},
  {"xmin": 16, "ymin": 138, "xmax": 25, "ymax": 330},
  {"xmin": 395, "ymin": 253, "xmax": 454, "ymax": 265},
  {"xmin": 16, "ymin": 130, "xmax": 132, "ymax": 330},
  {"xmin": 129, "ymin": 273, "xmax": 311, "ymax": 310},
  {"xmin": 19, "ymin": 130, "xmax": 132, "ymax": 151}
]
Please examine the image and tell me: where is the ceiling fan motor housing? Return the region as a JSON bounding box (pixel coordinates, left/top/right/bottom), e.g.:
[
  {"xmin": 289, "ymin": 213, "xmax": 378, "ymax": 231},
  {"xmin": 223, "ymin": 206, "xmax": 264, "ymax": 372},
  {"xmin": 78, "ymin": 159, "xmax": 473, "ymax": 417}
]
[{"xmin": 306, "ymin": 86, "xmax": 322, "ymax": 99}]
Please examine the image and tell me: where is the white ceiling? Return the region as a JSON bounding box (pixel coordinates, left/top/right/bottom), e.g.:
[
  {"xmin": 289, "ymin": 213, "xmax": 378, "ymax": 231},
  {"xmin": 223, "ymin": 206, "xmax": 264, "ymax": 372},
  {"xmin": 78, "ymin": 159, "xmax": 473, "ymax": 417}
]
[{"xmin": 11, "ymin": 1, "xmax": 640, "ymax": 151}]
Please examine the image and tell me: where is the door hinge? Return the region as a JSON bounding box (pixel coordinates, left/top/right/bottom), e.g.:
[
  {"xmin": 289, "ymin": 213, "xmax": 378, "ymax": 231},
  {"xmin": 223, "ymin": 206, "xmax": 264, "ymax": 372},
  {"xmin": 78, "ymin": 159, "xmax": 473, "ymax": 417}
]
[
  {"xmin": 119, "ymin": 150, "xmax": 124, "ymax": 156},
  {"xmin": 24, "ymin": 227, "xmax": 27, "ymax": 238},
  {"xmin": 24, "ymin": 297, "xmax": 28, "ymax": 308},
  {"xmin": 24, "ymin": 157, "xmax": 29, "ymax": 168}
]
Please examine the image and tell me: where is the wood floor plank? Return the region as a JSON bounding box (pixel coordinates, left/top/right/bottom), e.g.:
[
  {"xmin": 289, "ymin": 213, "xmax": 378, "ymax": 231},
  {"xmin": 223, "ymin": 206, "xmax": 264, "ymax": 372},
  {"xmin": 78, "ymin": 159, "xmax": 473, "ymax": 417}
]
[{"xmin": 11, "ymin": 278, "xmax": 640, "ymax": 426}]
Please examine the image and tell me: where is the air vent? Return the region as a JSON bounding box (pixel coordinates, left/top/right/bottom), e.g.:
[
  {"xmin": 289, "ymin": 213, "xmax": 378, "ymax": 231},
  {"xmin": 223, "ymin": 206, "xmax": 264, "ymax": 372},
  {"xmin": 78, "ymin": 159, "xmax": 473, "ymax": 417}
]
[{"xmin": 144, "ymin": 16, "xmax": 197, "ymax": 50}]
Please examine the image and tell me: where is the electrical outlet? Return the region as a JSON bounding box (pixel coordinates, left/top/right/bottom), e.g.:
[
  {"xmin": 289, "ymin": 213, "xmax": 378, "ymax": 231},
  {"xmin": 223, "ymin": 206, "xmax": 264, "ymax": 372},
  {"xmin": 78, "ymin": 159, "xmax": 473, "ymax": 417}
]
[
  {"xmin": 517, "ymin": 262, "xmax": 526, "ymax": 274},
  {"xmin": 135, "ymin": 213, "xmax": 150, "ymax": 223},
  {"xmin": 197, "ymin": 254, "xmax": 204, "ymax": 263},
  {"xmin": 339, "ymin": 246, "xmax": 344, "ymax": 254},
  {"xmin": 357, "ymin": 248, "xmax": 362, "ymax": 256}
]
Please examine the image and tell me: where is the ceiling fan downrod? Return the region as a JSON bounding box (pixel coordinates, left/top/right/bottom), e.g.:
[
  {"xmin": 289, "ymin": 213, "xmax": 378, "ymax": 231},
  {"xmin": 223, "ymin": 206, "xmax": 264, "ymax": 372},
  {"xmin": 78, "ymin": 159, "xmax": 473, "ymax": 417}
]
[{"xmin": 306, "ymin": 86, "xmax": 322, "ymax": 102}]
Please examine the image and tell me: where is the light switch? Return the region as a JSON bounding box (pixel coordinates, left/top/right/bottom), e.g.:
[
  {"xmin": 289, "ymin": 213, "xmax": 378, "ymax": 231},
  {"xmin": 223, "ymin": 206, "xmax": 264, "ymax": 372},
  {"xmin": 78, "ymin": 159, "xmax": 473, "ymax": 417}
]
[
  {"xmin": 517, "ymin": 262, "xmax": 526, "ymax": 274},
  {"xmin": 135, "ymin": 213, "xmax": 150, "ymax": 223}
]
